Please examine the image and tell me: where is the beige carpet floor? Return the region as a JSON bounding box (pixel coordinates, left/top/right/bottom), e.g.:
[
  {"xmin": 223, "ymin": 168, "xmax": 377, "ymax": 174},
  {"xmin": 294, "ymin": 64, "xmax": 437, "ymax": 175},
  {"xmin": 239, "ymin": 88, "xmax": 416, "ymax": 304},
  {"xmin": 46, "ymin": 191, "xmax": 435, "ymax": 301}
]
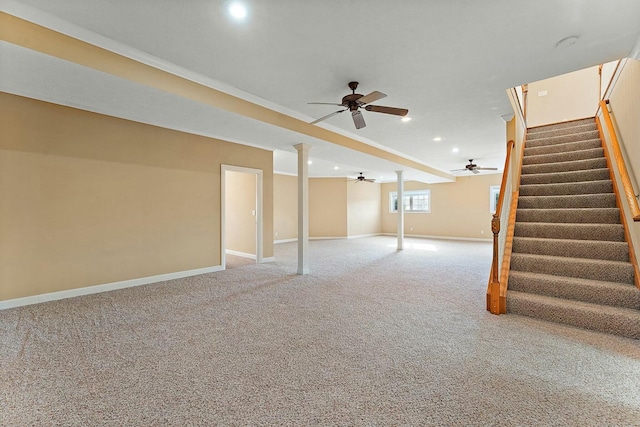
[{"xmin": 1, "ymin": 236, "xmax": 639, "ymax": 426}]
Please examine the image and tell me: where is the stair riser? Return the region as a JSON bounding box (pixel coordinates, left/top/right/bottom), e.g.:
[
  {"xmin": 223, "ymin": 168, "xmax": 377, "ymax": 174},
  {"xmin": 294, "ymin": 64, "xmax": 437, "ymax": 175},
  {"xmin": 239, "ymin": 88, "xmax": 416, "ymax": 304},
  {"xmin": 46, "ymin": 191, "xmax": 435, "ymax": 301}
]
[
  {"xmin": 520, "ymin": 169, "xmax": 611, "ymax": 185},
  {"xmin": 527, "ymin": 124, "xmax": 599, "ymax": 141},
  {"xmin": 523, "ymin": 148, "xmax": 604, "ymax": 165},
  {"xmin": 507, "ymin": 294, "xmax": 640, "ymax": 339},
  {"xmin": 512, "ymin": 238, "xmax": 629, "ymax": 262},
  {"xmin": 526, "ymin": 130, "xmax": 600, "ymax": 146},
  {"xmin": 519, "ymin": 180, "xmax": 613, "ymax": 197},
  {"xmin": 510, "ymin": 255, "xmax": 634, "ymax": 284},
  {"xmin": 522, "ymin": 158, "xmax": 607, "ymax": 175},
  {"xmin": 525, "ymin": 139, "xmax": 602, "ymax": 157},
  {"xmin": 514, "ymin": 223, "xmax": 625, "ymax": 241},
  {"xmin": 518, "ymin": 194, "xmax": 617, "ymax": 209},
  {"xmin": 527, "ymin": 118, "xmax": 595, "ymax": 133},
  {"xmin": 508, "ymin": 272, "xmax": 639, "ymax": 309},
  {"xmin": 516, "ymin": 208, "xmax": 620, "ymax": 224}
]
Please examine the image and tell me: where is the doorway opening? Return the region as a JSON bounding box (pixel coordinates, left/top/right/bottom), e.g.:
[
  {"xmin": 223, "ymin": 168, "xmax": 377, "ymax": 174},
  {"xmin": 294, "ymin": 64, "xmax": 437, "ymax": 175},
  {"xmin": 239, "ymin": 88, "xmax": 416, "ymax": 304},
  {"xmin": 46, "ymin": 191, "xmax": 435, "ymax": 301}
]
[{"xmin": 221, "ymin": 165, "xmax": 263, "ymax": 269}]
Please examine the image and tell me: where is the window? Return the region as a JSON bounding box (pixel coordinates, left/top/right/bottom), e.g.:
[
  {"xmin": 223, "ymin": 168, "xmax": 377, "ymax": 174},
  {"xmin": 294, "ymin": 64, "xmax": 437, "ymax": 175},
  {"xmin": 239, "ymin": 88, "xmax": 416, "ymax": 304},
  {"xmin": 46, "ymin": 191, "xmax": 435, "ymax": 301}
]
[
  {"xmin": 490, "ymin": 185, "xmax": 500, "ymax": 214},
  {"xmin": 389, "ymin": 190, "xmax": 430, "ymax": 213}
]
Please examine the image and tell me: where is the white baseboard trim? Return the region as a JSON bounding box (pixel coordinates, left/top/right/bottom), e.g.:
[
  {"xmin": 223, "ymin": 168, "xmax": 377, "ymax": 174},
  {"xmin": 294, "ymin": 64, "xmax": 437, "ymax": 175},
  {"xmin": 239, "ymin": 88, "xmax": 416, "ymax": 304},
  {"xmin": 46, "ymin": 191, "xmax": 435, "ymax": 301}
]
[
  {"xmin": 274, "ymin": 238, "xmax": 297, "ymax": 244},
  {"xmin": 225, "ymin": 249, "xmax": 256, "ymax": 260},
  {"xmin": 0, "ymin": 265, "xmax": 224, "ymax": 311},
  {"xmin": 347, "ymin": 233, "xmax": 383, "ymax": 239},
  {"xmin": 381, "ymin": 233, "xmax": 492, "ymax": 243},
  {"xmin": 309, "ymin": 236, "xmax": 346, "ymax": 240},
  {"xmin": 261, "ymin": 257, "xmax": 275, "ymax": 263}
]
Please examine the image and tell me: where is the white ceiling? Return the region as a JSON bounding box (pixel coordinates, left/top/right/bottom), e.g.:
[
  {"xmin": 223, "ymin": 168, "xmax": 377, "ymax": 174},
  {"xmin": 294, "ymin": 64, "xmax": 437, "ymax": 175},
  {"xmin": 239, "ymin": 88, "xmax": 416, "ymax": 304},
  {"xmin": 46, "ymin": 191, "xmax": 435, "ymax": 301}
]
[{"xmin": 2, "ymin": 0, "xmax": 640, "ymax": 182}]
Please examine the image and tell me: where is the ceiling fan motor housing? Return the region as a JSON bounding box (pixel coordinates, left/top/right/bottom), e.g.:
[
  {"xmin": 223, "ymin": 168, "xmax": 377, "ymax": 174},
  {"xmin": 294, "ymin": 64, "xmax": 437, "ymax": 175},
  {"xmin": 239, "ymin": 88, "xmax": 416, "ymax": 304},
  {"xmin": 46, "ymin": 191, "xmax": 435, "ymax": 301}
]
[{"xmin": 342, "ymin": 93, "xmax": 364, "ymax": 110}]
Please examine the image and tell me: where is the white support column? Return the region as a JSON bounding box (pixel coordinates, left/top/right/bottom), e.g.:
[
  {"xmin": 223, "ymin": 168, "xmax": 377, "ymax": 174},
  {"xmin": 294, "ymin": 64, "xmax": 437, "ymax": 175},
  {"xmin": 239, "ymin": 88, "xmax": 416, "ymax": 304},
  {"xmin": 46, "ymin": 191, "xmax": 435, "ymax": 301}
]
[
  {"xmin": 294, "ymin": 143, "xmax": 311, "ymax": 274},
  {"xmin": 396, "ymin": 170, "xmax": 404, "ymax": 250}
]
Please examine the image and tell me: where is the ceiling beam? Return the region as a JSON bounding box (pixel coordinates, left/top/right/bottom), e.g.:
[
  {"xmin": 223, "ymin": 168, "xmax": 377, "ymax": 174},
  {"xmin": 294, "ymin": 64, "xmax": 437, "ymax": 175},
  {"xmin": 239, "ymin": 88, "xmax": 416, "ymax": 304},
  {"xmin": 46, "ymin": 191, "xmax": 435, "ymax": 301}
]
[{"xmin": 0, "ymin": 11, "xmax": 454, "ymax": 181}]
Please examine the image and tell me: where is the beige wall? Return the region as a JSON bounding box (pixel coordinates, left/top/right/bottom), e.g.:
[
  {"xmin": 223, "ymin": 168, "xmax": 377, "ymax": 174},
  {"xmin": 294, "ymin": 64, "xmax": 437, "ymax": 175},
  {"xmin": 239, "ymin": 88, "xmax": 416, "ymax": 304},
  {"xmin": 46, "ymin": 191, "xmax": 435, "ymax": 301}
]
[
  {"xmin": 606, "ymin": 58, "xmax": 640, "ymax": 259},
  {"xmin": 273, "ymin": 174, "xmax": 298, "ymax": 241},
  {"xmin": 0, "ymin": 93, "xmax": 273, "ymax": 301},
  {"xmin": 347, "ymin": 181, "xmax": 381, "ymax": 237},
  {"xmin": 527, "ymin": 66, "xmax": 600, "ymax": 128},
  {"xmin": 225, "ymin": 171, "xmax": 257, "ymax": 256},
  {"xmin": 381, "ymin": 175, "xmax": 502, "ymax": 239},
  {"xmin": 309, "ymin": 178, "xmax": 348, "ymax": 238}
]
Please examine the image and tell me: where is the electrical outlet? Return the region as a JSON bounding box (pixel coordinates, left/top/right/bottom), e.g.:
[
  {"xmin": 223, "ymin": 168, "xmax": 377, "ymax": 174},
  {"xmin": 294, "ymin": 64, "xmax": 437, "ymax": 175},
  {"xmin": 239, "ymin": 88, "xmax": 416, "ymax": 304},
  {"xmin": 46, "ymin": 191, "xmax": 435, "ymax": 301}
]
[{"xmin": 538, "ymin": 90, "xmax": 547, "ymax": 97}]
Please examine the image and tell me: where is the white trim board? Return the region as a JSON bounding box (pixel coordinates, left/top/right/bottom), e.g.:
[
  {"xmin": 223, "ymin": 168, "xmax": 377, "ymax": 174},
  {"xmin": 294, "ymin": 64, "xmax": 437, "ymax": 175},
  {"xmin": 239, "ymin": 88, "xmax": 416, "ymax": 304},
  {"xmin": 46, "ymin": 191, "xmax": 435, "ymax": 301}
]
[
  {"xmin": 274, "ymin": 238, "xmax": 298, "ymax": 244},
  {"xmin": 309, "ymin": 236, "xmax": 347, "ymax": 241},
  {"xmin": 347, "ymin": 233, "xmax": 383, "ymax": 239},
  {"xmin": 225, "ymin": 249, "xmax": 257, "ymax": 260},
  {"xmin": 0, "ymin": 265, "xmax": 223, "ymax": 310},
  {"xmin": 382, "ymin": 233, "xmax": 492, "ymax": 243}
]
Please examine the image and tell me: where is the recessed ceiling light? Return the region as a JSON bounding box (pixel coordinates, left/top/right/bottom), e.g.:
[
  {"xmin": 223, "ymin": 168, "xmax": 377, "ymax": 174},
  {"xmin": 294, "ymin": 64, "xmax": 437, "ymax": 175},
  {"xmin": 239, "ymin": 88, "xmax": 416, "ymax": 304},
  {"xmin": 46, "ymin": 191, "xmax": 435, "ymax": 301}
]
[
  {"xmin": 307, "ymin": 160, "xmax": 312, "ymax": 165},
  {"xmin": 334, "ymin": 166, "xmax": 339, "ymax": 170},
  {"xmin": 401, "ymin": 117, "xmax": 412, "ymax": 122},
  {"xmin": 433, "ymin": 137, "xmax": 442, "ymax": 142},
  {"xmin": 227, "ymin": 2, "xmax": 248, "ymax": 20},
  {"xmin": 452, "ymin": 148, "xmax": 459, "ymax": 153}
]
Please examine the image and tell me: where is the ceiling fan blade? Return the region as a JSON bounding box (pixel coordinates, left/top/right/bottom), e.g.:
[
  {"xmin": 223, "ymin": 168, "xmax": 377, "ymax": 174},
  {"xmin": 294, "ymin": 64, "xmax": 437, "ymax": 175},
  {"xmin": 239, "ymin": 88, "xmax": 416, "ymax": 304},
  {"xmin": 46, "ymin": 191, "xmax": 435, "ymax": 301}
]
[
  {"xmin": 476, "ymin": 167, "xmax": 498, "ymax": 171},
  {"xmin": 450, "ymin": 168, "xmax": 467, "ymax": 172},
  {"xmin": 472, "ymin": 169, "xmax": 480, "ymax": 174},
  {"xmin": 310, "ymin": 109, "xmax": 347, "ymax": 124},
  {"xmin": 308, "ymin": 102, "xmax": 344, "ymax": 106},
  {"xmin": 364, "ymin": 179, "xmax": 376, "ymax": 182},
  {"xmin": 356, "ymin": 91, "xmax": 387, "ymax": 105},
  {"xmin": 352, "ymin": 110, "xmax": 366, "ymax": 129},
  {"xmin": 364, "ymin": 105, "xmax": 409, "ymax": 116}
]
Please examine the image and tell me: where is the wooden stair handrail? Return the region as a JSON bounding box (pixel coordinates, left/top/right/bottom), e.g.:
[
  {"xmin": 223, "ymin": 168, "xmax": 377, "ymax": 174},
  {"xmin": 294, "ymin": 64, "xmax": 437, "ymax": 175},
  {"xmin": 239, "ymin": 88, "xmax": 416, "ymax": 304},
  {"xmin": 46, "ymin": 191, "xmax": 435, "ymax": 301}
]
[
  {"xmin": 600, "ymin": 100, "xmax": 640, "ymax": 221},
  {"xmin": 487, "ymin": 139, "xmax": 515, "ymax": 314}
]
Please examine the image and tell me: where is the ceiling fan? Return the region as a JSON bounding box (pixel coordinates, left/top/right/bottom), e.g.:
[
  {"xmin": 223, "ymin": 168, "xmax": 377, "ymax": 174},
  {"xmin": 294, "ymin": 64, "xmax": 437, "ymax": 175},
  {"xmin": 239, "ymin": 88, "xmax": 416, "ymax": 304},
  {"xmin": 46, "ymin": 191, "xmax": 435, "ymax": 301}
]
[
  {"xmin": 451, "ymin": 159, "xmax": 498, "ymax": 174},
  {"xmin": 309, "ymin": 81, "xmax": 409, "ymax": 129},
  {"xmin": 354, "ymin": 172, "xmax": 376, "ymax": 183}
]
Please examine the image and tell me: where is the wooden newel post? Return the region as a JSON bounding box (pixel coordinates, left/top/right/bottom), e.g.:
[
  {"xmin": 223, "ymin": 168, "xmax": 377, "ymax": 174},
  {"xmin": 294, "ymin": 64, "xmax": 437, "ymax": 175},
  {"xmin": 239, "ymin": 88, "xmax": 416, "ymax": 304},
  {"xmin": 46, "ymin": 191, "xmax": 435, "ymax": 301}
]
[{"xmin": 489, "ymin": 213, "xmax": 501, "ymax": 314}]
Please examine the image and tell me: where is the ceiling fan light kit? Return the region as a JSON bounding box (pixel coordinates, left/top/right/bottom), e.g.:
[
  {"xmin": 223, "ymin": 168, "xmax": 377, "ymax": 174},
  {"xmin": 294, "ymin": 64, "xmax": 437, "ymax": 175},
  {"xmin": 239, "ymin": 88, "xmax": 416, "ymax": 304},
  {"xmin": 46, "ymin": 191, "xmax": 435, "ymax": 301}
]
[{"xmin": 309, "ymin": 82, "xmax": 408, "ymax": 129}]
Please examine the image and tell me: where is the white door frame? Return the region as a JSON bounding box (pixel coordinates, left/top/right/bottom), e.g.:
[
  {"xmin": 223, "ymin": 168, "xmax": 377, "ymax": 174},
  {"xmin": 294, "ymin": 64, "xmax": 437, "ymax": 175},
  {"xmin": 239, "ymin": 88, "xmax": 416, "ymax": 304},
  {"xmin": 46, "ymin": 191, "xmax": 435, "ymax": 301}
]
[{"xmin": 221, "ymin": 165, "xmax": 264, "ymax": 269}]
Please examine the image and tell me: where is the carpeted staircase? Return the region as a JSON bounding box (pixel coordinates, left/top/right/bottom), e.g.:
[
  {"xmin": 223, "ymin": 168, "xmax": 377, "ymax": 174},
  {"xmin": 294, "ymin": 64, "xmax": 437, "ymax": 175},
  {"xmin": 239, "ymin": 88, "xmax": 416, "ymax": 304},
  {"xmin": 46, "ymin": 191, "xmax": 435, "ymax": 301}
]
[{"xmin": 507, "ymin": 117, "xmax": 640, "ymax": 339}]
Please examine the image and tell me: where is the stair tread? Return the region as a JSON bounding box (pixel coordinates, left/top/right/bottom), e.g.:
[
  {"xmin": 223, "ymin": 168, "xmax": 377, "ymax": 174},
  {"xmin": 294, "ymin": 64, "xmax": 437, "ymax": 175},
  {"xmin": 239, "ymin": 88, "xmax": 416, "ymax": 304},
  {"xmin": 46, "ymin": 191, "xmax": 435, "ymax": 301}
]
[
  {"xmin": 523, "ymin": 147, "xmax": 604, "ymax": 165},
  {"xmin": 517, "ymin": 207, "xmax": 618, "ymax": 212},
  {"xmin": 526, "ymin": 130, "xmax": 599, "ymax": 142},
  {"xmin": 527, "ymin": 119, "xmax": 596, "ymax": 134},
  {"xmin": 507, "ymin": 289, "xmax": 640, "ymax": 339},
  {"xmin": 510, "ymin": 252, "xmax": 634, "ymax": 284},
  {"xmin": 512, "ymin": 236, "xmax": 628, "ymax": 247},
  {"xmin": 519, "ymin": 180, "xmax": 613, "ymax": 196},
  {"xmin": 520, "ymin": 164, "xmax": 608, "ymax": 181},
  {"xmin": 512, "ymin": 252, "xmax": 632, "ymax": 266},
  {"xmin": 508, "ymin": 290, "xmax": 640, "ymax": 317},
  {"xmin": 525, "ymin": 139, "xmax": 601, "ymax": 152},
  {"xmin": 508, "ymin": 271, "xmax": 640, "ymax": 310},
  {"xmin": 521, "ymin": 158, "xmax": 607, "ymax": 174},
  {"xmin": 509, "ymin": 270, "xmax": 638, "ymax": 290}
]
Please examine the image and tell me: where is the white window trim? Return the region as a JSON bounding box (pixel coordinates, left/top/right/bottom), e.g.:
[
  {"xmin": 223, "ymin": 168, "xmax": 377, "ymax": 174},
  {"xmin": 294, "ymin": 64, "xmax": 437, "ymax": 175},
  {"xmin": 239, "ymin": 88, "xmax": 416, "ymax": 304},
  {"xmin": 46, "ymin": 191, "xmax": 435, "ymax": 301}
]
[{"xmin": 389, "ymin": 189, "xmax": 431, "ymax": 213}]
